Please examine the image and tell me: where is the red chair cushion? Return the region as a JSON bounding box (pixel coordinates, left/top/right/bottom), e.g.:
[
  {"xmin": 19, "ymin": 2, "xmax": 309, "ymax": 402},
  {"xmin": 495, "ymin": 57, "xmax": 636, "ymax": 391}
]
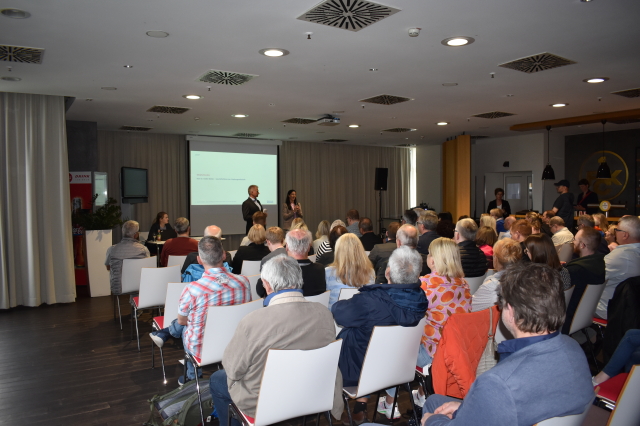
[
  {"xmin": 132, "ymin": 296, "xmax": 140, "ymax": 308},
  {"xmin": 153, "ymin": 316, "xmax": 164, "ymax": 329},
  {"xmin": 593, "ymin": 317, "xmax": 608, "ymax": 326},
  {"xmin": 193, "ymin": 354, "xmax": 202, "ymax": 365},
  {"xmin": 416, "ymin": 365, "xmax": 424, "ymax": 374},
  {"xmin": 597, "ymin": 373, "xmax": 629, "ymax": 403}
]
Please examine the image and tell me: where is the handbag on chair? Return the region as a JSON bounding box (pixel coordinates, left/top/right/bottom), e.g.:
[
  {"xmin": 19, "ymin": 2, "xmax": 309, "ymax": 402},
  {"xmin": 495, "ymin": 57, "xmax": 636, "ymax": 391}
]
[{"xmin": 475, "ymin": 307, "xmax": 498, "ymax": 377}]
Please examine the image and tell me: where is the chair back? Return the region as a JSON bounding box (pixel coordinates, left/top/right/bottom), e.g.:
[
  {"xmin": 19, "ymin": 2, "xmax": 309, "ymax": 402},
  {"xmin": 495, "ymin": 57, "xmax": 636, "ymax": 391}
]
[
  {"xmin": 485, "ymin": 269, "xmax": 496, "ymax": 278},
  {"xmin": 229, "ymin": 250, "xmax": 237, "ymax": 260},
  {"xmin": 568, "ymin": 283, "xmax": 606, "ymax": 335},
  {"xmin": 200, "ymin": 300, "xmax": 263, "ymax": 366},
  {"xmin": 535, "ymin": 398, "xmax": 593, "ymax": 426},
  {"xmin": 365, "ymin": 251, "xmax": 370, "ymax": 256},
  {"xmin": 338, "ymin": 288, "xmax": 359, "ymax": 301},
  {"xmin": 253, "ymin": 340, "xmax": 343, "ymax": 426},
  {"xmin": 466, "ymin": 276, "xmax": 485, "ymax": 295},
  {"xmin": 245, "ymin": 274, "xmax": 261, "ymax": 302},
  {"xmin": 608, "ymin": 365, "xmax": 640, "ymax": 426},
  {"xmin": 557, "ymin": 243, "xmax": 574, "ymax": 263},
  {"xmin": 308, "ymin": 254, "xmax": 317, "ymax": 263},
  {"xmin": 563, "ymin": 286, "xmax": 574, "ymax": 307},
  {"xmin": 121, "ymin": 256, "xmax": 157, "ymax": 294},
  {"xmin": 305, "ymin": 291, "xmax": 330, "ymax": 307},
  {"xmin": 163, "ymin": 282, "xmax": 188, "ymax": 324},
  {"xmin": 138, "ymin": 266, "xmax": 182, "ymax": 309},
  {"xmin": 167, "ymin": 255, "xmax": 188, "ymax": 268},
  {"xmin": 354, "ymin": 319, "xmax": 426, "ymax": 397},
  {"xmin": 242, "ymin": 260, "xmax": 261, "ymax": 277}
]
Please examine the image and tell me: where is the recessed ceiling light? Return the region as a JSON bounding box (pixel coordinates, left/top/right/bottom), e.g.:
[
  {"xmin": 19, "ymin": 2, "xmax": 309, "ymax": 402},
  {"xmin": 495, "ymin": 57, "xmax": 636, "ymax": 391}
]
[
  {"xmin": 123, "ymin": 65, "xmax": 133, "ymax": 68},
  {"xmin": 442, "ymin": 83, "xmax": 458, "ymax": 87},
  {"xmin": 441, "ymin": 36, "xmax": 475, "ymax": 47},
  {"xmin": 580, "ymin": 0, "xmax": 592, "ymax": 2},
  {"xmin": 232, "ymin": 114, "xmax": 248, "ymax": 118},
  {"xmin": 369, "ymin": 68, "xmax": 378, "ymax": 71},
  {"xmin": 506, "ymin": 94, "xmax": 515, "ymax": 97},
  {"xmin": 1, "ymin": 76, "xmax": 21, "ymax": 82},
  {"xmin": 583, "ymin": 77, "xmax": 609, "ymax": 83},
  {"xmin": 183, "ymin": 95, "xmax": 203, "ymax": 100},
  {"xmin": 259, "ymin": 48, "xmax": 289, "ymax": 57},
  {"xmin": 1, "ymin": 8, "xmax": 31, "ymax": 19},
  {"xmin": 349, "ymin": 124, "xmax": 360, "ymax": 128},
  {"xmin": 551, "ymin": 103, "xmax": 568, "ymax": 107},
  {"xmin": 101, "ymin": 87, "xmax": 117, "ymax": 90},
  {"xmin": 146, "ymin": 30, "xmax": 169, "ymax": 38},
  {"xmin": 85, "ymin": 99, "xmax": 93, "ymax": 102},
  {"xmin": 436, "ymin": 122, "xmax": 449, "ymax": 126}
]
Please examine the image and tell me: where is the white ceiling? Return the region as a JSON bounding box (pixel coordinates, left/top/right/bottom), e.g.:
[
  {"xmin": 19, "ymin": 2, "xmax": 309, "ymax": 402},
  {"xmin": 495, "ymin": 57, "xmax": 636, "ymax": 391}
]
[{"xmin": 2, "ymin": 0, "xmax": 640, "ymax": 146}]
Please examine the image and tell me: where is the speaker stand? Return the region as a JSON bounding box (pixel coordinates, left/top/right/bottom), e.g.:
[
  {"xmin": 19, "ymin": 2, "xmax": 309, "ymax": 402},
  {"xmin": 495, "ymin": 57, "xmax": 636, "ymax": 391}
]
[{"xmin": 378, "ymin": 190, "xmax": 383, "ymax": 236}]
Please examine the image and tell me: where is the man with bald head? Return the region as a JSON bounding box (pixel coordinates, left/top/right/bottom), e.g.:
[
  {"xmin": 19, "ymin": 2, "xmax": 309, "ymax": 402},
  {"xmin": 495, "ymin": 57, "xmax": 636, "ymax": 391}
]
[{"xmin": 181, "ymin": 225, "xmax": 232, "ymax": 275}]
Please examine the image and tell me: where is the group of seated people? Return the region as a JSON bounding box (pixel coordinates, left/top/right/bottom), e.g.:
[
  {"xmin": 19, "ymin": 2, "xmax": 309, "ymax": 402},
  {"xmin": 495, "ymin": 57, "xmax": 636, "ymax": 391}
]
[{"xmin": 103, "ymin": 206, "xmax": 640, "ymax": 425}]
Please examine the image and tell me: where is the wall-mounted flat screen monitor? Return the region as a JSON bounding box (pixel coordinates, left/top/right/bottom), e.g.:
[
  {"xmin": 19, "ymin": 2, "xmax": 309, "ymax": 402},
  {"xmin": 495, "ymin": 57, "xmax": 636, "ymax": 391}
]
[{"xmin": 121, "ymin": 167, "xmax": 148, "ymax": 203}]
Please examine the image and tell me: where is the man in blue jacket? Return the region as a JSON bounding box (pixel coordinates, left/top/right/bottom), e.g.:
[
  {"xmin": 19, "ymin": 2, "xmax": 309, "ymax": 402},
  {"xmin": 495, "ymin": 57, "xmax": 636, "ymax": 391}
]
[
  {"xmin": 332, "ymin": 245, "xmax": 428, "ymax": 423},
  {"xmin": 420, "ymin": 263, "xmax": 594, "ymax": 426}
]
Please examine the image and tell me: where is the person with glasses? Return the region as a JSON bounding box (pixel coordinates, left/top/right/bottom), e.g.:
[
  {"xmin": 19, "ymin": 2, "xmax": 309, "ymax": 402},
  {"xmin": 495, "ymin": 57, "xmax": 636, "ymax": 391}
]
[
  {"xmin": 549, "ymin": 216, "xmax": 574, "ymax": 248},
  {"xmin": 599, "ymin": 216, "xmax": 640, "ymax": 318}
]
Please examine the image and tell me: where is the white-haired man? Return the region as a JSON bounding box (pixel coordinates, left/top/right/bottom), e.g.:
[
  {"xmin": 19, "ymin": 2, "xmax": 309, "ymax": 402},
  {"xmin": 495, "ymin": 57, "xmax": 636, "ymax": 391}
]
[
  {"xmin": 373, "ymin": 224, "xmax": 429, "ymax": 283},
  {"xmin": 284, "ymin": 228, "xmax": 326, "ymax": 296},
  {"xmin": 104, "ymin": 220, "xmax": 150, "ymax": 295},
  {"xmin": 454, "ymin": 218, "xmax": 488, "ymax": 278},
  {"xmin": 160, "ymin": 217, "xmax": 199, "ymax": 267},
  {"xmin": 209, "ymin": 254, "xmax": 344, "ymax": 426}
]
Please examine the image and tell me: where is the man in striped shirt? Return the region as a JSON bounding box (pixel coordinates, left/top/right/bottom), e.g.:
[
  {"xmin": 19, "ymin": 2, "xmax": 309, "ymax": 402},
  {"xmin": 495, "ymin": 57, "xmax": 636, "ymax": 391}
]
[{"xmin": 150, "ymin": 236, "xmax": 251, "ymax": 385}]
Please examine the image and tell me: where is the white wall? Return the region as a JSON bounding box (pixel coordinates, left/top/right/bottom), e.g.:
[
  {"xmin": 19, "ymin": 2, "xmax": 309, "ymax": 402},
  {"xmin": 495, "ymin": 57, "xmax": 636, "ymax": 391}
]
[{"xmin": 416, "ymin": 144, "xmax": 442, "ymax": 212}]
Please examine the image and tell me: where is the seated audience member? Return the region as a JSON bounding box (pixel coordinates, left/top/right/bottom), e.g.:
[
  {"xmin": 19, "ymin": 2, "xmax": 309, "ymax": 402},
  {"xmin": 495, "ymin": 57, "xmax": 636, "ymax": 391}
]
[
  {"xmin": 421, "ymin": 263, "xmax": 593, "ymax": 426},
  {"xmin": 523, "ymin": 234, "xmax": 571, "ymax": 289},
  {"xmin": 316, "ymin": 225, "xmax": 348, "ymax": 266},
  {"xmin": 312, "ymin": 220, "xmax": 330, "ymax": 253},
  {"xmin": 525, "ymin": 211, "xmax": 539, "ymax": 223},
  {"xmin": 472, "ymin": 239, "xmax": 522, "ymax": 312},
  {"xmin": 436, "ymin": 220, "xmax": 455, "ymax": 239},
  {"xmin": 231, "ymin": 224, "xmax": 270, "ymax": 274},
  {"xmin": 346, "ymin": 209, "xmax": 362, "ymax": 237},
  {"xmin": 317, "ymin": 219, "xmax": 346, "ymax": 256},
  {"xmin": 290, "ymin": 217, "xmax": 307, "ymax": 230},
  {"xmin": 374, "ymin": 224, "xmax": 428, "ymax": 284},
  {"xmin": 326, "ymin": 234, "xmax": 375, "ymax": 308},
  {"xmin": 491, "ymin": 209, "xmax": 506, "ymax": 233},
  {"xmin": 160, "ymin": 217, "xmax": 199, "ymax": 267},
  {"xmin": 240, "ymin": 211, "xmax": 267, "ymax": 246},
  {"xmin": 593, "ymin": 213, "xmax": 608, "ymax": 235},
  {"xmin": 539, "ymin": 211, "xmax": 554, "ymax": 237},
  {"xmin": 403, "ymin": 209, "xmax": 418, "ymax": 227},
  {"xmin": 605, "ymin": 224, "xmax": 618, "ymax": 250},
  {"xmin": 479, "ymin": 214, "xmax": 497, "ymax": 235},
  {"xmin": 592, "ymin": 329, "xmax": 640, "ymax": 386},
  {"xmin": 333, "ymin": 246, "xmax": 428, "ymax": 422},
  {"xmin": 476, "ymin": 226, "xmax": 498, "ymax": 269},
  {"xmin": 368, "ymin": 221, "xmax": 400, "ymax": 276},
  {"xmin": 105, "ymin": 220, "xmax": 150, "ymax": 294},
  {"xmin": 359, "ymin": 217, "xmax": 382, "ymax": 251},
  {"xmin": 209, "ymin": 254, "xmax": 344, "ymax": 426},
  {"xmin": 150, "ymin": 236, "xmax": 250, "ymax": 385},
  {"xmin": 549, "ymin": 216, "xmax": 574, "ymax": 247},
  {"xmin": 487, "ymin": 187, "xmax": 511, "ymax": 216},
  {"xmin": 455, "ymin": 218, "xmax": 488, "ymax": 278},
  {"xmin": 530, "ymin": 217, "xmax": 543, "ymax": 235},
  {"xmin": 499, "ymin": 216, "xmax": 516, "ymax": 240},
  {"xmin": 285, "ymin": 228, "xmax": 325, "ymax": 296},
  {"xmin": 146, "ymin": 211, "xmax": 177, "ymax": 255},
  {"xmin": 509, "ymin": 219, "xmax": 532, "ymax": 260},
  {"xmin": 181, "ymin": 225, "xmax": 232, "ymax": 276},
  {"xmin": 457, "ymin": 215, "xmax": 470, "ymax": 221},
  {"xmin": 260, "ymin": 226, "xmax": 286, "ymax": 269},
  {"xmin": 576, "ymin": 214, "xmax": 610, "ymax": 254},
  {"xmin": 417, "ymin": 211, "xmax": 439, "ymax": 255},
  {"xmin": 438, "ymin": 212, "xmax": 453, "ymax": 222},
  {"xmin": 562, "ymin": 227, "xmax": 606, "ymax": 334},
  {"xmin": 599, "ymin": 215, "xmax": 640, "ymax": 318}
]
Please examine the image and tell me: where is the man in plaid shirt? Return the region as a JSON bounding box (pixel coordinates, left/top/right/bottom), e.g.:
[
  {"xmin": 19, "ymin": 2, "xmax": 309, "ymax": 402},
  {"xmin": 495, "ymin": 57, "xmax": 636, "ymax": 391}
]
[{"xmin": 150, "ymin": 236, "xmax": 250, "ymax": 385}]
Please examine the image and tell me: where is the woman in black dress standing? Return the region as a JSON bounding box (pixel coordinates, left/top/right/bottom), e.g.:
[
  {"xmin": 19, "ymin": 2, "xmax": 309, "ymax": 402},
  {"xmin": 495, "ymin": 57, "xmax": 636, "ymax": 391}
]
[{"xmin": 487, "ymin": 187, "xmax": 511, "ymax": 217}]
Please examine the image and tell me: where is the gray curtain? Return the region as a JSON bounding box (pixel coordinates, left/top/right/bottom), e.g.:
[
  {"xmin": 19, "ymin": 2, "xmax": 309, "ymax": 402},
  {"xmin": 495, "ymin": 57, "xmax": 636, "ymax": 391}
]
[
  {"xmin": 279, "ymin": 141, "xmax": 411, "ymax": 234},
  {"xmin": 0, "ymin": 92, "xmax": 76, "ymax": 308},
  {"xmin": 97, "ymin": 131, "xmax": 188, "ymax": 242}
]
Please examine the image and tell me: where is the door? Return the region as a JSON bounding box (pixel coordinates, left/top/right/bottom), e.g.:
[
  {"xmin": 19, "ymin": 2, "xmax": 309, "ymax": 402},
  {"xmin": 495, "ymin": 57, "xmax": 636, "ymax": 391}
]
[{"xmin": 504, "ymin": 172, "xmax": 533, "ymax": 213}]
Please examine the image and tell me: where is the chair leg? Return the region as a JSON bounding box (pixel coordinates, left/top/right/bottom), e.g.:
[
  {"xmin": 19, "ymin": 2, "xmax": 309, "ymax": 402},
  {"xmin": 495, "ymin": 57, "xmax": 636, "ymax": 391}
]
[
  {"xmin": 159, "ymin": 346, "xmax": 166, "ymax": 384},
  {"xmin": 303, "ymin": 415, "xmax": 307, "ymax": 426},
  {"xmin": 325, "ymin": 411, "xmax": 333, "ymax": 426},
  {"xmin": 135, "ymin": 307, "xmax": 141, "ymax": 351},
  {"xmin": 316, "ymin": 412, "xmax": 321, "ymax": 426},
  {"xmin": 405, "ymin": 382, "xmax": 419, "ymax": 426},
  {"xmin": 582, "ymin": 329, "xmax": 598, "ymax": 368},
  {"xmin": 372, "ymin": 390, "xmax": 381, "ymax": 423},
  {"xmin": 390, "ymin": 386, "xmax": 399, "ymax": 422},
  {"xmin": 151, "ymin": 341, "xmax": 155, "ymax": 369},
  {"xmin": 116, "ymin": 296, "xmax": 122, "ymax": 330},
  {"xmin": 343, "ymin": 394, "xmax": 353, "ymax": 426},
  {"xmin": 194, "ymin": 376, "xmax": 205, "ymax": 426}
]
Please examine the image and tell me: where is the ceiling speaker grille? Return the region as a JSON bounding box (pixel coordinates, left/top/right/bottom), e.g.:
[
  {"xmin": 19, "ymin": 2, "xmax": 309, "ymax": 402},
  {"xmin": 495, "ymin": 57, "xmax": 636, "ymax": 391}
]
[
  {"xmin": 611, "ymin": 88, "xmax": 640, "ymax": 98},
  {"xmin": 472, "ymin": 111, "xmax": 516, "ymax": 119},
  {"xmin": 297, "ymin": 0, "xmax": 401, "ymax": 32},
  {"xmin": 470, "ymin": 135, "xmax": 490, "ymax": 139},
  {"xmin": 609, "ymin": 118, "xmax": 640, "ymax": 125},
  {"xmin": 499, "ymin": 52, "xmax": 576, "ymax": 74},
  {"xmin": 282, "ymin": 118, "xmax": 319, "ymax": 124},
  {"xmin": 324, "ymin": 139, "xmax": 348, "ymax": 142},
  {"xmin": 360, "ymin": 94, "xmax": 412, "ymax": 105},
  {"xmin": 0, "ymin": 45, "xmax": 44, "ymax": 64},
  {"xmin": 198, "ymin": 69, "xmax": 257, "ymax": 85},
  {"xmin": 147, "ymin": 105, "xmax": 191, "ymax": 114},
  {"xmin": 232, "ymin": 133, "xmax": 261, "ymax": 137},
  {"xmin": 383, "ymin": 127, "xmax": 416, "ymax": 133},
  {"xmin": 120, "ymin": 126, "xmax": 152, "ymax": 131}
]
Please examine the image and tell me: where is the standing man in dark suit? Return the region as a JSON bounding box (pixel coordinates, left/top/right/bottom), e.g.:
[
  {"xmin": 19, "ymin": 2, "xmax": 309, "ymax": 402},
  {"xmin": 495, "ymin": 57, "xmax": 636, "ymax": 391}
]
[{"xmin": 241, "ymin": 185, "xmax": 266, "ymax": 235}]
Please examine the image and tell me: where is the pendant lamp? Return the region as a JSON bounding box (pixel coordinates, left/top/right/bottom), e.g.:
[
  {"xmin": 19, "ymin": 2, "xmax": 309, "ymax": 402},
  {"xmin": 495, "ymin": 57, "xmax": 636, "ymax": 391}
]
[
  {"xmin": 542, "ymin": 125, "xmax": 556, "ymax": 180},
  {"xmin": 596, "ymin": 119, "xmax": 611, "ymax": 179}
]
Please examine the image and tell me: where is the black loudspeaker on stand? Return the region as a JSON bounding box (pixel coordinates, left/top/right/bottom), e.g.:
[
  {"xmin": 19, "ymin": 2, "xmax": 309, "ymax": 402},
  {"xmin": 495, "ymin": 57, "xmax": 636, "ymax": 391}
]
[{"xmin": 375, "ymin": 168, "xmax": 388, "ymax": 235}]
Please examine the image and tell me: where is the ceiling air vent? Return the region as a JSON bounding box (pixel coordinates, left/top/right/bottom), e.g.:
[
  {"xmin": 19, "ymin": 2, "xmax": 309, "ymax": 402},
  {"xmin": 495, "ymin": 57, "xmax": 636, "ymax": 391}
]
[
  {"xmin": 324, "ymin": 139, "xmax": 348, "ymax": 142},
  {"xmin": 499, "ymin": 52, "xmax": 576, "ymax": 74},
  {"xmin": 470, "ymin": 135, "xmax": 490, "ymax": 139},
  {"xmin": 609, "ymin": 118, "xmax": 640, "ymax": 125},
  {"xmin": 360, "ymin": 94, "xmax": 412, "ymax": 105},
  {"xmin": 282, "ymin": 118, "xmax": 319, "ymax": 124},
  {"xmin": 383, "ymin": 128, "xmax": 416, "ymax": 133},
  {"xmin": 472, "ymin": 111, "xmax": 516, "ymax": 119},
  {"xmin": 297, "ymin": 0, "xmax": 401, "ymax": 32},
  {"xmin": 0, "ymin": 44, "xmax": 44, "ymax": 64},
  {"xmin": 120, "ymin": 126, "xmax": 152, "ymax": 131},
  {"xmin": 198, "ymin": 69, "xmax": 258, "ymax": 86},
  {"xmin": 611, "ymin": 88, "xmax": 640, "ymax": 98},
  {"xmin": 233, "ymin": 133, "xmax": 261, "ymax": 138},
  {"xmin": 147, "ymin": 105, "xmax": 191, "ymax": 114}
]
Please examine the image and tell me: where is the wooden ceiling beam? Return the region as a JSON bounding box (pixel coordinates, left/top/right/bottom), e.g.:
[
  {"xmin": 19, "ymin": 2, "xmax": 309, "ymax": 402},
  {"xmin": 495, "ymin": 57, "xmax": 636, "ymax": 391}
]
[{"xmin": 510, "ymin": 108, "xmax": 640, "ymax": 131}]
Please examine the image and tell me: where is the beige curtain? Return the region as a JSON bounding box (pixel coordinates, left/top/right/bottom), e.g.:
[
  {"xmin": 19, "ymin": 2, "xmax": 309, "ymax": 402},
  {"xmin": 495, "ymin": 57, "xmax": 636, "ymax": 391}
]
[
  {"xmin": 97, "ymin": 131, "xmax": 188, "ymax": 241},
  {"xmin": 279, "ymin": 141, "xmax": 411, "ymax": 234},
  {"xmin": 0, "ymin": 92, "xmax": 76, "ymax": 308}
]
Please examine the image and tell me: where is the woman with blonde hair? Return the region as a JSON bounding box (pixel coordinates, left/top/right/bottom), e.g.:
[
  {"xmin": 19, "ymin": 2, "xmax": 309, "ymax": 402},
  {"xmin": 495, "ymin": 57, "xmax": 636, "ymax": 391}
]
[
  {"xmin": 290, "ymin": 218, "xmax": 308, "ymax": 230},
  {"xmin": 472, "ymin": 238, "xmax": 522, "ymax": 312},
  {"xmin": 313, "ymin": 220, "xmax": 330, "ymax": 253},
  {"xmin": 479, "ymin": 214, "xmax": 497, "ymax": 235},
  {"xmin": 325, "ymin": 233, "xmax": 374, "ymax": 308},
  {"xmin": 593, "ymin": 213, "xmax": 608, "ymax": 234},
  {"xmin": 231, "ymin": 224, "xmax": 270, "ymax": 274}
]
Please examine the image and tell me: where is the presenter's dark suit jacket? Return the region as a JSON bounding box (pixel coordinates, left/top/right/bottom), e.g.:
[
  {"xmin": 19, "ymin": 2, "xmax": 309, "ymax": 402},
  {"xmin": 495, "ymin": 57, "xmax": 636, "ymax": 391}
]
[{"xmin": 242, "ymin": 197, "xmax": 263, "ymax": 235}]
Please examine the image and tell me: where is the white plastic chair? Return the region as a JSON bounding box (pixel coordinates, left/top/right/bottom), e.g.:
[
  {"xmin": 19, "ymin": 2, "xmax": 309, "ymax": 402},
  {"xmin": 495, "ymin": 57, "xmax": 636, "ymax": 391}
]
[
  {"xmin": 167, "ymin": 255, "xmax": 188, "ymax": 268},
  {"xmin": 151, "ymin": 282, "xmax": 188, "ymax": 383},
  {"xmin": 242, "ymin": 260, "xmax": 261, "ymax": 277},
  {"xmin": 466, "ymin": 276, "xmax": 486, "ymax": 295},
  {"xmin": 229, "ymin": 340, "xmax": 343, "ymax": 426},
  {"xmin": 564, "ymin": 286, "xmax": 575, "ymax": 307},
  {"xmin": 338, "ymin": 288, "xmax": 359, "ymax": 301},
  {"xmin": 229, "ymin": 250, "xmax": 237, "ymax": 260},
  {"xmin": 567, "ymin": 283, "xmax": 606, "ymax": 367},
  {"xmin": 535, "ymin": 398, "xmax": 593, "ymax": 426},
  {"xmin": 343, "ymin": 319, "xmax": 426, "ymax": 426},
  {"xmin": 485, "ymin": 269, "xmax": 497, "ymax": 278},
  {"xmin": 365, "ymin": 251, "xmax": 370, "ymax": 256},
  {"xmin": 557, "ymin": 243, "xmax": 574, "ymax": 263},
  {"xmin": 131, "ymin": 265, "xmax": 181, "ymax": 351},
  {"xmin": 245, "ymin": 274, "xmax": 261, "ymax": 302},
  {"xmin": 309, "ymin": 254, "xmax": 317, "ymax": 263},
  {"xmin": 305, "ymin": 291, "xmax": 330, "ymax": 307},
  {"xmin": 604, "ymin": 365, "xmax": 640, "ymax": 426},
  {"xmin": 115, "ymin": 256, "xmax": 157, "ymax": 329}
]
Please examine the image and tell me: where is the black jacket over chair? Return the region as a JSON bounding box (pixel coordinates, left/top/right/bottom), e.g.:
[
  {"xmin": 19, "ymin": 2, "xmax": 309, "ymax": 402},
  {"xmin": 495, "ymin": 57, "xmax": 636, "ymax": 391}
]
[
  {"xmin": 458, "ymin": 240, "xmax": 488, "ymax": 278},
  {"xmin": 603, "ymin": 276, "xmax": 640, "ymax": 364},
  {"xmin": 231, "ymin": 243, "xmax": 270, "ymax": 275}
]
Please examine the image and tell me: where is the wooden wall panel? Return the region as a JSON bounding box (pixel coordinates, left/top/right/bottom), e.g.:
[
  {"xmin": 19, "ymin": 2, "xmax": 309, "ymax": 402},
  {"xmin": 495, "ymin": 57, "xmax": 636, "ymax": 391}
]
[{"xmin": 442, "ymin": 135, "xmax": 471, "ymax": 220}]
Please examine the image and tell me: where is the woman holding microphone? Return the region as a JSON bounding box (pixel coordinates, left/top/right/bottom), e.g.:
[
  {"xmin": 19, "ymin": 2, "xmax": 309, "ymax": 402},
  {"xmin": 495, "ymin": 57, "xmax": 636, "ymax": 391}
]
[{"xmin": 282, "ymin": 189, "xmax": 303, "ymax": 231}]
